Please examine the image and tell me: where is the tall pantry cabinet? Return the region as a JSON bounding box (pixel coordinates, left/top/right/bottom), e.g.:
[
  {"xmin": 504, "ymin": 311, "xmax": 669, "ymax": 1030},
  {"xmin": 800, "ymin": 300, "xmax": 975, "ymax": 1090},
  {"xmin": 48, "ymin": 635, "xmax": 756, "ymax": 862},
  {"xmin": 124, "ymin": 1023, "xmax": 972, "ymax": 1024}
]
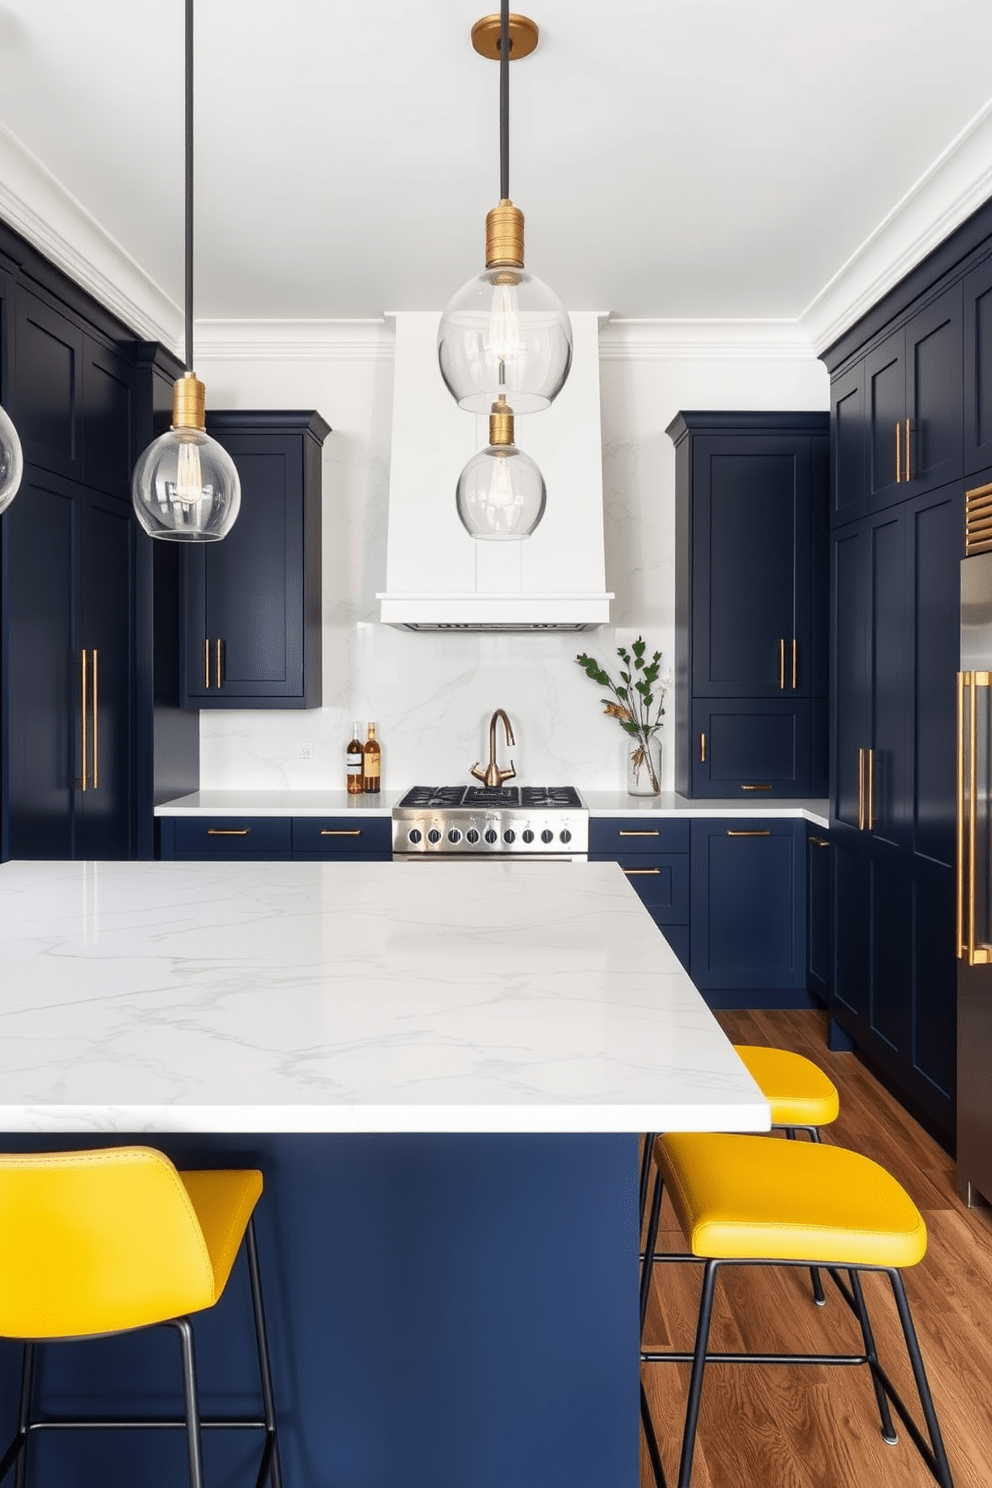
[{"xmin": 823, "ymin": 195, "xmax": 992, "ymax": 1143}]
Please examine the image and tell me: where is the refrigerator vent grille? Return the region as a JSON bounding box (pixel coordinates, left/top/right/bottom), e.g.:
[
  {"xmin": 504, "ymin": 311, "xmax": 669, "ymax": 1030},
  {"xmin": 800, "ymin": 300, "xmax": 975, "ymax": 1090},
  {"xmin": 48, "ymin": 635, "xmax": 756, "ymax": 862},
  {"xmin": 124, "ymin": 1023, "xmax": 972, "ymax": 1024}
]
[{"xmin": 966, "ymin": 482, "xmax": 992, "ymax": 556}]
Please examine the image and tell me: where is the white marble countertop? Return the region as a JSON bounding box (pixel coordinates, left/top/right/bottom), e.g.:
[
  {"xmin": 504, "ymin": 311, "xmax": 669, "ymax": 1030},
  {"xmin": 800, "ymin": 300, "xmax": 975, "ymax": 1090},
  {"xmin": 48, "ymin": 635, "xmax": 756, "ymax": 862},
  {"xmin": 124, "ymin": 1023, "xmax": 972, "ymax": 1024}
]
[
  {"xmin": 0, "ymin": 859, "xmax": 769, "ymax": 1136},
  {"xmin": 155, "ymin": 788, "xmax": 829, "ymax": 827}
]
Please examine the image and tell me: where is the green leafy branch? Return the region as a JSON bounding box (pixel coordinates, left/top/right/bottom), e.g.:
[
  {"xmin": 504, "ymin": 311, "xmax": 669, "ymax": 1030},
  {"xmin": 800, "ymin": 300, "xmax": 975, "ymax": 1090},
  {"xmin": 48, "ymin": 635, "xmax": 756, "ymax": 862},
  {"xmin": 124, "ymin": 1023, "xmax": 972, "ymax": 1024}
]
[{"xmin": 575, "ymin": 635, "xmax": 668, "ymax": 748}]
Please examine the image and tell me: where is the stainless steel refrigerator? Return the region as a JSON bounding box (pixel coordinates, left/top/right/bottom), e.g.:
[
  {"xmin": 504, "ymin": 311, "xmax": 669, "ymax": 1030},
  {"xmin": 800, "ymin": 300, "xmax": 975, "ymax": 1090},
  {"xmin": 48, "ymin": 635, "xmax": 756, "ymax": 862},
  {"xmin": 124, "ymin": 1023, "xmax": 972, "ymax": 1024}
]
[{"xmin": 957, "ymin": 538, "xmax": 992, "ymax": 1205}]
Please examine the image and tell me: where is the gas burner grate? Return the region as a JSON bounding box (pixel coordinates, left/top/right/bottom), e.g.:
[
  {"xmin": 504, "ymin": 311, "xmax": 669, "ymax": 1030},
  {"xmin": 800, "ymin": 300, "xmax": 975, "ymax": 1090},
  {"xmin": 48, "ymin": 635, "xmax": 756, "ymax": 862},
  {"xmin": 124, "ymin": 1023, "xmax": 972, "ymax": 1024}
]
[
  {"xmin": 397, "ymin": 786, "xmax": 468, "ymax": 808},
  {"xmin": 397, "ymin": 786, "xmax": 583, "ymax": 811},
  {"xmin": 462, "ymin": 787, "xmax": 522, "ymax": 808}
]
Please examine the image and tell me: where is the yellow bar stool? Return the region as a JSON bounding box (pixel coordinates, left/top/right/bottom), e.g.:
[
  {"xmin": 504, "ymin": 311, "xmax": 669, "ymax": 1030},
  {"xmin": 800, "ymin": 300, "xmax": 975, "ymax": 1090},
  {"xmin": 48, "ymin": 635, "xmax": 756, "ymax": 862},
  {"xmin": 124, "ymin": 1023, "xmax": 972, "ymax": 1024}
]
[
  {"xmin": 0, "ymin": 1146, "xmax": 282, "ymax": 1488},
  {"xmin": 639, "ymin": 1132, "xmax": 954, "ymax": 1488}
]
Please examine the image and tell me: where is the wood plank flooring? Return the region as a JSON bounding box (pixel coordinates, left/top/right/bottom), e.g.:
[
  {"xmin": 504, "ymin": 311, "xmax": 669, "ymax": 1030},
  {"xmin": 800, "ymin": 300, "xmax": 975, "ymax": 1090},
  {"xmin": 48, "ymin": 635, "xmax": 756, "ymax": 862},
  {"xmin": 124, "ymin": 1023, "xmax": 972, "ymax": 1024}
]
[{"xmin": 639, "ymin": 1009, "xmax": 992, "ymax": 1488}]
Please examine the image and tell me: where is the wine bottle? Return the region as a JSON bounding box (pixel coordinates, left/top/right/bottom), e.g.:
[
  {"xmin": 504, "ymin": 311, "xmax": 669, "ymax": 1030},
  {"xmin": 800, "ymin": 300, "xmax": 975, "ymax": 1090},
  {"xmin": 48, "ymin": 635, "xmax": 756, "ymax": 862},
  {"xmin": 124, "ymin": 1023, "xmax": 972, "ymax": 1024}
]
[
  {"xmin": 363, "ymin": 721, "xmax": 381, "ymax": 794},
  {"xmin": 346, "ymin": 721, "xmax": 364, "ymax": 795}
]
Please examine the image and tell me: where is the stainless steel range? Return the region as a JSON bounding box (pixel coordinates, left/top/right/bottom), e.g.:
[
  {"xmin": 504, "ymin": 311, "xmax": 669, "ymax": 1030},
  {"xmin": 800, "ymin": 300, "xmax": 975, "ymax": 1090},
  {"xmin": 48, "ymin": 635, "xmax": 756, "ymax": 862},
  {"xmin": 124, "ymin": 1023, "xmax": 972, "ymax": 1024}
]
[{"xmin": 392, "ymin": 786, "xmax": 589, "ymax": 860}]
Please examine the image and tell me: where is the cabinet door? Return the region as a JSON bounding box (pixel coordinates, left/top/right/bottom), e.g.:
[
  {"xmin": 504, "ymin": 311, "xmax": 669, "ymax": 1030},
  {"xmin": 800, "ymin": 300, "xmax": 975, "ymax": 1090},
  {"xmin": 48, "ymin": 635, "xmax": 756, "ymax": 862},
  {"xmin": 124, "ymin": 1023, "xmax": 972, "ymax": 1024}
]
[
  {"xmin": 82, "ymin": 336, "xmax": 134, "ymax": 498},
  {"xmin": 691, "ymin": 437, "xmax": 812, "ymax": 698},
  {"xmin": 692, "ymin": 699, "xmax": 810, "ymax": 797},
  {"xmin": 4, "ymin": 470, "xmax": 77, "ymax": 858},
  {"xmin": 75, "ymin": 492, "xmax": 134, "ymax": 859},
  {"xmin": 11, "ymin": 287, "xmax": 83, "ymax": 481},
  {"xmin": 865, "ymin": 330, "xmax": 905, "ymax": 510},
  {"xmin": 829, "ymin": 827, "xmax": 870, "ymax": 1028},
  {"xmin": 831, "ymin": 361, "xmax": 867, "ymax": 525},
  {"xmin": 830, "ymin": 523, "xmax": 870, "ymax": 832},
  {"xmin": 866, "ymin": 512, "xmax": 911, "ymax": 852},
  {"xmin": 689, "ymin": 818, "xmax": 805, "ymax": 991},
  {"xmin": 806, "ymin": 829, "xmax": 831, "ymax": 1003},
  {"xmin": 904, "ymin": 286, "xmax": 963, "ymax": 495},
  {"xmin": 909, "ymin": 486, "xmax": 961, "ymax": 868},
  {"xmin": 963, "ymin": 255, "xmax": 992, "ymax": 475}
]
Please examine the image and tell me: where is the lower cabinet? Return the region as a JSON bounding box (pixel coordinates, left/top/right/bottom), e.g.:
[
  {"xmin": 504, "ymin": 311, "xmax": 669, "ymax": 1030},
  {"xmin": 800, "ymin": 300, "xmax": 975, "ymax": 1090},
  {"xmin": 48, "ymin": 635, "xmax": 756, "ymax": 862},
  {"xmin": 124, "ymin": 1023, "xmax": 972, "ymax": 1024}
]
[
  {"xmin": 159, "ymin": 815, "xmax": 391, "ymax": 862},
  {"xmin": 806, "ymin": 827, "xmax": 832, "ymax": 1002},
  {"xmin": 589, "ymin": 818, "xmax": 691, "ymax": 970}
]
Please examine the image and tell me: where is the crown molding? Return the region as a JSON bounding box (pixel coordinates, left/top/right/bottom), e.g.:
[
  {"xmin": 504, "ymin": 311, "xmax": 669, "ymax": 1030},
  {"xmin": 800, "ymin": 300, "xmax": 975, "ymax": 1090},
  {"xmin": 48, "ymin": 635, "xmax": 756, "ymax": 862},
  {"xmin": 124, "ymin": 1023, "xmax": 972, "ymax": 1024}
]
[
  {"xmin": 194, "ymin": 318, "xmax": 395, "ymax": 360},
  {"xmin": 802, "ymin": 99, "xmax": 992, "ymax": 356},
  {"xmin": 0, "ymin": 119, "xmax": 180, "ymax": 345},
  {"xmin": 599, "ymin": 319, "xmax": 816, "ymax": 360}
]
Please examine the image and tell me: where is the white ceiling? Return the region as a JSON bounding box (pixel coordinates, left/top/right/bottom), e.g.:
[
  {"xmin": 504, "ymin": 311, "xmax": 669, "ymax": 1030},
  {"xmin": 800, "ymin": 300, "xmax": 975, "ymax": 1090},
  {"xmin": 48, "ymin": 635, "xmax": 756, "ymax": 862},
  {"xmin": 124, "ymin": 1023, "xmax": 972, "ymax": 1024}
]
[{"xmin": 0, "ymin": 0, "xmax": 991, "ymax": 332}]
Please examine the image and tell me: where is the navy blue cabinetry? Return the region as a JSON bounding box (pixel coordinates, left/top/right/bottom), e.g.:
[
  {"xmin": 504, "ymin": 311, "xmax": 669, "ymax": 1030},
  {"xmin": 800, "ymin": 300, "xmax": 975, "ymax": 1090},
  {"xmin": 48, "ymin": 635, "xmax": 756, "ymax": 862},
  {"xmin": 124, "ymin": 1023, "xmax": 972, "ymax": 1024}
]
[
  {"xmin": 181, "ymin": 412, "xmax": 329, "ymax": 709},
  {"xmin": 689, "ymin": 818, "xmax": 807, "ymax": 1007},
  {"xmin": 159, "ymin": 815, "xmax": 391, "ymax": 862},
  {"xmin": 292, "ymin": 816, "xmax": 391, "ymax": 859},
  {"xmin": 806, "ymin": 828, "xmax": 831, "ymax": 1004},
  {"xmin": 589, "ymin": 818, "xmax": 690, "ymax": 969},
  {"xmin": 667, "ymin": 412, "xmax": 829, "ymax": 799}
]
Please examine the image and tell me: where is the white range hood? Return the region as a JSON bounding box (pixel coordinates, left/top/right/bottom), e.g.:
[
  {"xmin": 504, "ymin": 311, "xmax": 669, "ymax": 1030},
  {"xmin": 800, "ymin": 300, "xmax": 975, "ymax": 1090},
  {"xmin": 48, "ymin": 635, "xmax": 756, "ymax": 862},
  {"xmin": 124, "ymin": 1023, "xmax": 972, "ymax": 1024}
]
[{"xmin": 377, "ymin": 311, "xmax": 613, "ymax": 631}]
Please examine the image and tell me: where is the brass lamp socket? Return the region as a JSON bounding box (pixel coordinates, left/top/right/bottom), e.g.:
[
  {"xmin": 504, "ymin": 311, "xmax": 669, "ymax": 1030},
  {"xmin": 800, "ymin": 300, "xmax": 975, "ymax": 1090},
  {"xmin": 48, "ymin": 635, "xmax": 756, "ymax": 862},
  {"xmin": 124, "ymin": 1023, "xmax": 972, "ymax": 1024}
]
[
  {"xmin": 486, "ymin": 200, "xmax": 525, "ymax": 269},
  {"xmin": 489, "ymin": 396, "xmax": 515, "ymax": 446},
  {"xmin": 171, "ymin": 372, "xmax": 207, "ymax": 432}
]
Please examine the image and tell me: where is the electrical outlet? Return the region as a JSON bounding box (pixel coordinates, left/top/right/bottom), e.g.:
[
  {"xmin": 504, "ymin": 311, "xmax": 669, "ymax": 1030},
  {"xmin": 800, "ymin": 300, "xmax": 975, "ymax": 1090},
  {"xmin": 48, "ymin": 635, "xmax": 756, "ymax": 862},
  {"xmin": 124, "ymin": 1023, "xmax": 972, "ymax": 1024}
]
[{"xmin": 297, "ymin": 742, "xmax": 313, "ymax": 761}]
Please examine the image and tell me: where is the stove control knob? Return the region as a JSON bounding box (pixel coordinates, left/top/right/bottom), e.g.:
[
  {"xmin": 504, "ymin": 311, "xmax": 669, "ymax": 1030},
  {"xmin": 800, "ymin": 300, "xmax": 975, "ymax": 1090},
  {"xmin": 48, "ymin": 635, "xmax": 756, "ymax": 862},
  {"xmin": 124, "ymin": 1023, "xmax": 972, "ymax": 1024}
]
[
  {"xmin": 541, "ymin": 829, "xmax": 554, "ymax": 844},
  {"xmin": 466, "ymin": 828, "xmax": 480, "ymax": 844},
  {"xmin": 427, "ymin": 829, "xmax": 442, "ymax": 844},
  {"xmin": 408, "ymin": 829, "xmax": 422, "ymax": 844},
  {"xmin": 522, "ymin": 829, "xmax": 535, "ymax": 844},
  {"xmin": 503, "ymin": 829, "xmax": 516, "ymax": 844},
  {"xmin": 484, "ymin": 828, "xmax": 499, "ymax": 844},
  {"xmin": 447, "ymin": 829, "xmax": 462, "ymax": 844},
  {"xmin": 560, "ymin": 828, "xmax": 572, "ymax": 844}
]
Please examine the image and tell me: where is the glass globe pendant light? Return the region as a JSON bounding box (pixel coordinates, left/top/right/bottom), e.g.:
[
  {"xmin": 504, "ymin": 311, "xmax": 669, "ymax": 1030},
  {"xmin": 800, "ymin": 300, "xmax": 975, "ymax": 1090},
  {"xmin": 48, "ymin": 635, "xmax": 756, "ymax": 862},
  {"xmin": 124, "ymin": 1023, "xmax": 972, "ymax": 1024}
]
[
  {"xmin": 0, "ymin": 404, "xmax": 24, "ymax": 517},
  {"xmin": 438, "ymin": 5, "xmax": 572, "ymax": 415},
  {"xmin": 456, "ymin": 396, "xmax": 546, "ymax": 539},
  {"xmin": 131, "ymin": 0, "xmax": 240, "ymax": 542}
]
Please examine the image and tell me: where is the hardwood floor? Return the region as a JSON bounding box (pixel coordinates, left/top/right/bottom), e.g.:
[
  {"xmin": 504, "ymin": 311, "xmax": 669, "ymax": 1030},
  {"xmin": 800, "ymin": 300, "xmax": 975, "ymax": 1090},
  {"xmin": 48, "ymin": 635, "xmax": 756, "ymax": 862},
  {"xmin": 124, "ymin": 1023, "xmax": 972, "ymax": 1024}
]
[{"xmin": 639, "ymin": 1009, "xmax": 992, "ymax": 1488}]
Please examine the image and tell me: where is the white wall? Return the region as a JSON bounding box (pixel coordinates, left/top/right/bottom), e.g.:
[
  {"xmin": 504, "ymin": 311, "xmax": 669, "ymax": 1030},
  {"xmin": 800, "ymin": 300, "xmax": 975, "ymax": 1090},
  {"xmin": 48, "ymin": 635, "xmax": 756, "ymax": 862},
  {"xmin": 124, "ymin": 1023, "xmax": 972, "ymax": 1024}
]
[{"xmin": 194, "ymin": 325, "xmax": 829, "ymax": 794}]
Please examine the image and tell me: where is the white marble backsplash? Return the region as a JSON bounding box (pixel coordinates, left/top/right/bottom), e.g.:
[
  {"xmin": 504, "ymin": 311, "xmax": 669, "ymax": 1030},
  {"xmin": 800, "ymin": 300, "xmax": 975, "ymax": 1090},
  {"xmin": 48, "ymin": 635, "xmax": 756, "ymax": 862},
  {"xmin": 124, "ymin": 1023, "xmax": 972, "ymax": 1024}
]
[{"xmin": 195, "ymin": 331, "xmax": 829, "ymax": 794}]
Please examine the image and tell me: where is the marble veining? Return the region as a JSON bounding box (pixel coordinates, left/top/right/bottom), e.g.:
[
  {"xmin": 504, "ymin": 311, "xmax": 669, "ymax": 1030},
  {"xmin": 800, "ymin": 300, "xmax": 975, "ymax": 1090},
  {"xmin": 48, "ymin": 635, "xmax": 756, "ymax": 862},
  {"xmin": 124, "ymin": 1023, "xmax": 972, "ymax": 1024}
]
[{"xmin": 0, "ymin": 859, "xmax": 769, "ymax": 1135}]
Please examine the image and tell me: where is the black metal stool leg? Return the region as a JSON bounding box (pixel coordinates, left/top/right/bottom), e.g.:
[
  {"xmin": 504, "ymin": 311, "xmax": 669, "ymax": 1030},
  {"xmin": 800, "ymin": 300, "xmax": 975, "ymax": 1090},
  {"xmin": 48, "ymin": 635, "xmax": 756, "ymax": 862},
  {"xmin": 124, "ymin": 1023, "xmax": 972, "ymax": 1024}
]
[
  {"xmin": 0, "ymin": 1342, "xmax": 35, "ymax": 1487},
  {"xmin": 640, "ymin": 1378, "xmax": 670, "ymax": 1488},
  {"xmin": 887, "ymin": 1270, "xmax": 956, "ymax": 1488},
  {"xmin": 676, "ymin": 1259, "xmax": 719, "ymax": 1488},
  {"xmin": 245, "ymin": 1217, "xmax": 283, "ymax": 1488},
  {"xmin": 848, "ymin": 1269, "xmax": 898, "ymax": 1444},
  {"xmin": 639, "ymin": 1132, "xmax": 657, "ymax": 1224},
  {"xmin": 640, "ymin": 1164, "xmax": 665, "ymax": 1333},
  {"xmin": 170, "ymin": 1318, "xmax": 205, "ymax": 1488}
]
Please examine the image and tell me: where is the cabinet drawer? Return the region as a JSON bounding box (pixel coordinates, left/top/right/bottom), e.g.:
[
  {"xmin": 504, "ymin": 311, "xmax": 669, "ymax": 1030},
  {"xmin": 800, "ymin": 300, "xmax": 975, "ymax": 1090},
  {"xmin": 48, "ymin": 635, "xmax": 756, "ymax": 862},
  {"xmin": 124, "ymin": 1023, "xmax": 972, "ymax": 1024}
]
[
  {"xmin": 660, "ymin": 924, "xmax": 691, "ymax": 972},
  {"xmin": 291, "ymin": 817, "xmax": 391, "ymax": 857},
  {"xmin": 172, "ymin": 817, "xmax": 292, "ymax": 858},
  {"xmin": 592, "ymin": 853, "xmax": 690, "ymax": 922},
  {"xmin": 589, "ymin": 818, "xmax": 690, "ymax": 854}
]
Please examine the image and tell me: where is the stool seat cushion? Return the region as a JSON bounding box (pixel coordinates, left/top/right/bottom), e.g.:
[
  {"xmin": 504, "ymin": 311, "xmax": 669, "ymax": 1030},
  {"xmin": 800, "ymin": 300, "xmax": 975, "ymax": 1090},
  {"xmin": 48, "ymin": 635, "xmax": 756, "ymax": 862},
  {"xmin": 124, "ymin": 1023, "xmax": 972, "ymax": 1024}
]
[
  {"xmin": 733, "ymin": 1045, "xmax": 839, "ymax": 1128},
  {"xmin": 655, "ymin": 1132, "xmax": 927, "ymax": 1269}
]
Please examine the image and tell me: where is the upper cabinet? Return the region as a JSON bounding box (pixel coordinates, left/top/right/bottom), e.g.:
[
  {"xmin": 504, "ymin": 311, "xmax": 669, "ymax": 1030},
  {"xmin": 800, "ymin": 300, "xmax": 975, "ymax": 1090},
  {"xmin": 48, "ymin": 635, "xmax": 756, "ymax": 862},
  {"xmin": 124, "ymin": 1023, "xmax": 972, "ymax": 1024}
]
[
  {"xmin": 667, "ymin": 412, "xmax": 829, "ymax": 799},
  {"xmin": 181, "ymin": 411, "xmax": 330, "ymax": 710}
]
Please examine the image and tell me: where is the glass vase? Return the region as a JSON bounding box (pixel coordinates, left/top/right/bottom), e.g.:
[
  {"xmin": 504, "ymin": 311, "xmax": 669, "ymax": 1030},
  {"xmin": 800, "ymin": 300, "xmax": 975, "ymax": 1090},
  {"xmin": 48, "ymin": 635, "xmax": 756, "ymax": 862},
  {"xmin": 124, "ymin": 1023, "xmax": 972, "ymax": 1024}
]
[{"xmin": 626, "ymin": 735, "xmax": 661, "ymax": 796}]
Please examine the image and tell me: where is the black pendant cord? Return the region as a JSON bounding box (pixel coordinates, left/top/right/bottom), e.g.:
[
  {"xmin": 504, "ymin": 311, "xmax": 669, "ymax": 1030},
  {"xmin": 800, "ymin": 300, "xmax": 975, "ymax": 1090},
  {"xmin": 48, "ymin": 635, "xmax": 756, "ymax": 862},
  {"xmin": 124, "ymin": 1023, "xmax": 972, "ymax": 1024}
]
[
  {"xmin": 499, "ymin": 0, "xmax": 509, "ymax": 201},
  {"xmin": 185, "ymin": 0, "xmax": 194, "ymax": 373}
]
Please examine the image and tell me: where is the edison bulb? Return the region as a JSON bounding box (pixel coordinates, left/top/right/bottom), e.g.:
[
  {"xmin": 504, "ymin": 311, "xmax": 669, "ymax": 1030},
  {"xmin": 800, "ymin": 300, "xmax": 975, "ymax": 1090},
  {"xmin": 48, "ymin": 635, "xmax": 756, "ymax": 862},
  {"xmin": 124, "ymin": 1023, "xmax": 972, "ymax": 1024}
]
[
  {"xmin": 0, "ymin": 403, "xmax": 24, "ymax": 516},
  {"xmin": 456, "ymin": 442, "xmax": 546, "ymax": 540},
  {"xmin": 438, "ymin": 266, "xmax": 572, "ymax": 415},
  {"xmin": 132, "ymin": 426, "xmax": 241, "ymax": 542}
]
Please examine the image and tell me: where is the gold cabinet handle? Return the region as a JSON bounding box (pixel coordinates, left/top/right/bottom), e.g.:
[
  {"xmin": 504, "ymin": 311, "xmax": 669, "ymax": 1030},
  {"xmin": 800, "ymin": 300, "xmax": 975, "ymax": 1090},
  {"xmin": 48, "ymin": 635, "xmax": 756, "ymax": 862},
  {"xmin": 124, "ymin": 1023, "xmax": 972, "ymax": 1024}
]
[
  {"xmin": 91, "ymin": 649, "xmax": 99, "ymax": 790},
  {"xmin": 895, "ymin": 420, "xmax": 901, "ymax": 483},
  {"xmin": 867, "ymin": 747, "xmax": 875, "ymax": 832},
  {"xmin": 320, "ymin": 829, "xmax": 363, "ymax": 836},
  {"xmin": 726, "ymin": 829, "xmax": 772, "ymax": 837},
  {"xmin": 809, "ymin": 836, "xmax": 830, "ymax": 848},
  {"xmin": 623, "ymin": 867, "xmax": 661, "ymax": 875},
  {"xmin": 957, "ymin": 671, "xmax": 992, "ymax": 964},
  {"xmin": 741, "ymin": 783, "xmax": 772, "ymax": 791},
  {"xmin": 858, "ymin": 747, "xmax": 865, "ymax": 831},
  {"xmin": 792, "ymin": 638, "xmax": 798, "ymax": 690},
  {"xmin": 204, "ymin": 637, "xmax": 211, "ymax": 690},
  {"xmin": 778, "ymin": 638, "xmax": 785, "ymax": 690},
  {"xmin": 618, "ymin": 830, "xmax": 660, "ymax": 837},
  {"xmin": 700, "ymin": 732, "xmax": 706, "ymax": 763},
  {"xmin": 80, "ymin": 649, "xmax": 88, "ymax": 792},
  {"xmin": 905, "ymin": 417, "xmax": 911, "ymax": 483},
  {"xmin": 215, "ymin": 638, "xmax": 223, "ymax": 690},
  {"xmin": 206, "ymin": 828, "xmax": 251, "ymax": 836}
]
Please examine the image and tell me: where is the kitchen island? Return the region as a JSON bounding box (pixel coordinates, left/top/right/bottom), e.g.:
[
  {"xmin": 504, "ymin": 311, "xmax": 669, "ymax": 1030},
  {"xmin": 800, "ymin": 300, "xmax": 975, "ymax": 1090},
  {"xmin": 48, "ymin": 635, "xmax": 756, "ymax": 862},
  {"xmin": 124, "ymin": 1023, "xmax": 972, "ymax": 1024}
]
[{"xmin": 0, "ymin": 859, "xmax": 768, "ymax": 1488}]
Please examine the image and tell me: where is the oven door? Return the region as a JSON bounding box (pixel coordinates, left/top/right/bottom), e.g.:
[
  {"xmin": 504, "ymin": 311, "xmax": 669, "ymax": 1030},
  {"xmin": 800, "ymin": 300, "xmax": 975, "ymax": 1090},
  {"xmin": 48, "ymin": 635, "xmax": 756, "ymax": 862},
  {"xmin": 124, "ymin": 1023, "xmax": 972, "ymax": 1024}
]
[{"xmin": 392, "ymin": 852, "xmax": 589, "ymax": 863}]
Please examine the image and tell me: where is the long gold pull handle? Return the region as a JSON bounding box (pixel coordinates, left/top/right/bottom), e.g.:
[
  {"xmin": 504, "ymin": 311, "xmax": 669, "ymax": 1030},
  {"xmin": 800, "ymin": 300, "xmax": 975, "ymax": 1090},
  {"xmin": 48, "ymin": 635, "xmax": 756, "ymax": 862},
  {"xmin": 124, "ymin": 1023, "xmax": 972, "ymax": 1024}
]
[
  {"xmin": 204, "ymin": 638, "xmax": 211, "ymax": 690},
  {"xmin": 858, "ymin": 747, "xmax": 865, "ymax": 831},
  {"xmin": 905, "ymin": 417, "xmax": 911, "ymax": 482},
  {"xmin": 215, "ymin": 639, "xmax": 223, "ymax": 690},
  {"xmin": 867, "ymin": 747, "xmax": 875, "ymax": 832},
  {"xmin": 700, "ymin": 733, "xmax": 706, "ymax": 763},
  {"xmin": 623, "ymin": 867, "xmax": 661, "ymax": 876},
  {"xmin": 792, "ymin": 639, "xmax": 798, "ymax": 690},
  {"xmin": 895, "ymin": 421, "xmax": 902, "ymax": 483},
  {"xmin": 741, "ymin": 783, "xmax": 772, "ymax": 791},
  {"xmin": 320, "ymin": 829, "xmax": 363, "ymax": 836},
  {"xmin": 206, "ymin": 828, "xmax": 251, "ymax": 836},
  {"xmin": 810, "ymin": 837, "xmax": 830, "ymax": 848},
  {"xmin": 957, "ymin": 671, "xmax": 967, "ymax": 959},
  {"xmin": 91, "ymin": 649, "xmax": 99, "ymax": 790},
  {"xmin": 80, "ymin": 650, "xmax": 89, "ymax": 791},
  {"xmin": 726, "ymin": 829, "xmax": 772, "ymax": 837},
  {"xmin": 778, "ymin": 638, "xmax": 785, "ymax": 690},
  {"xmin": 618, "ymin": 830, "xmax": 661, "ymax": 837}
]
